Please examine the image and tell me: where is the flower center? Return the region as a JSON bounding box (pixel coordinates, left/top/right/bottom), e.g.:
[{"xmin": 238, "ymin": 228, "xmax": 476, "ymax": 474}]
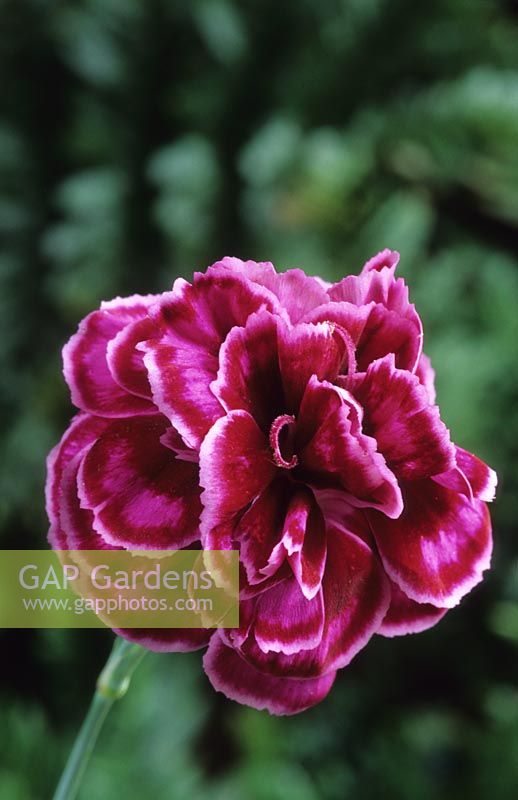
[{"xmin": 269, "ymin": 414, "xmax": 298, "ymax": 469}]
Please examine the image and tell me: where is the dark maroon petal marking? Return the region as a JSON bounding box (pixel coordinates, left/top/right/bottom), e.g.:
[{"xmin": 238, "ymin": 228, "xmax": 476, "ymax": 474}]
[{"xmin": 252, "ymin": 577, "xmax": 325, "ymax": 655}]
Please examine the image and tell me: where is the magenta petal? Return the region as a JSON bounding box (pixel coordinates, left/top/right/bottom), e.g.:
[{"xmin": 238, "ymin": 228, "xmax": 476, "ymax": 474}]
[
  {"xmin": 241, "ymin": 520, "xmax": 390, "ymax": 677},
  {"xmin": 314, "ymin": 489, "xmax": 374, "ymax": 545},
  {"xmin": 361, "ymin": 248, "xmax": 400, "ymax": 274},
  {"xmin": 116, "ymin": 627, "xmax": 213, "ymax": 653},
  {"xmin": 203, "ymin": 634, "xmax": 336, "ymax": 715},
  {"xmin": 63, "ymin": 296, "xmax": 157, "ymax": 417},
  {"xmin": 278, "ymin": 321, "xmax": 348, "ymax": 411},
  {"xmin": 432, "ymin": 466, "xmax": 473, "ymax": 500},
  {"xmin": 211, "ymin": 258, "xmax": 330, "ymax": 323},
  {"xmin": 298, "ymin": 377, "xmax": 403, "ymax": 518},
  {"xmin": 303, "ymin": 301, "xmax": 373, "ymax": 345},
  {"xmin": 209, "ymin": 256, "xmax": 276, "ymax": 283},
  {"xmin": 78, "ymin": 416, "xmax": 201, "ymax": 549},
  {"xmin": 331, "ymin": 260, "xmax": 406, "ymax": 309},
  {"xmin": 253, "ymin": 578, "xmax": 325, "ymax": 655},
  {"xmin": 454, "ymin": 447, "xmax": 498, "ymax": 502},
  {"xmin": 379, "ymin": 579, "xmax": 448, "ymax": 637},
  {"xmin": 312, "ymin": 521, "xmax": 390, "ymax": 672},
  {"xmin": 284, "ymin": 488, "xmax": 327, "ymax": 600},
  {"xmin": 107, "ymin": 316, "xmax": 158, "ymax": 399},
  {"xmin": 329, "ymin": 264, "xmax": 423, "ymax": 372},
  {"xmin": 152, "ymin": 272, "xmax": 282, "ymax": 351},
  {"xmin": 58, "ymin": 453, "xmax": 118, "ymax": 550},
  {"xmin": 46, "ymin": 413, "xmax": 112, "ymax": 546},
  {"xmin": 356, "ymin": 304, "xmax": 422, "ymax": 373},
  {"xmin": 433, "ymin": 447, "xmax": 497, "ymax": 502},
  {"xmin": 143, "ymin": 272, "xmax": 283, "ymax": 447},
  {"xmin": 237, "ymin": 478, "xmax": 291, "ymax": 586},
  {"xmin": 199, "ymin": 410, "xmax": 277, "ymax": 534},
  {"xmin": 211, "ymin": 311, "xmax": 282, "ymax": 431},
  {"xmin": 368, "ymin": 479, "xmax": 493, "ymax": 608},
  {"xmin": 143, "ymin": 341, "xmax": 222, "ymax": 450},
  {"xmin": 415, "ymin": 352, "xmax": 437, "ymax": 404},
  {"xmin": 236, "ymin": 481, "xmax": 326, "ymax": 601},
  {"xmin": 348, "ymin": 354, "xmax": 455, "ymax": 480},
  {"xmin": 253, "ymin": 268, "xmax": 330, "ymax": 323}
]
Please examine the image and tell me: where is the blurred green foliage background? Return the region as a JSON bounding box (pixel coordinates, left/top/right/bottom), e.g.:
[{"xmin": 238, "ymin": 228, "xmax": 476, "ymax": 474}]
[{"xmin": 1, "ymin": 0, "xmax": 518, "ymax": 797}]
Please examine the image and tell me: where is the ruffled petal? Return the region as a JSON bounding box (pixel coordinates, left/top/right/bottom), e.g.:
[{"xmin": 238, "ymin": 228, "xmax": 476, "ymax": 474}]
[
  {"xmin": 211, "ymin": 257, "xmax": 329, "ymax": 323},
  {"xmin": 240, "ymin": 519, "xmax": 390, "ymax": 677},
  {"xmin": 284, "ymin": 487, "xmax": 327, "ymax": 601},
  {"xmin": 237, "ymin": 478, "xmax": 292, "ymax": 585},
  {"xmin": 328, "ymin": 259, "xmax": 422, "ymax": 372},
  {"xmin": 331, "ymin": 256, "xmax": 404, "ymax": 309},
  {"xmin": 253, "ymin": 268, "xmax": 330, "ymax": 324},
  {"xmin": 347, "ymin": 354, "xmax": 455, "ymax": 480},
  {"xmin": 357, "ymin": 304, "xmax": 422, "ymax": 373},
  {"xmin": 361, "ymin": 248, "xmax": 400, "ymax": 275},
  {"xmin": 378, "ymin": 579, "xmax": 447, "ymax": 637},
  {"xmin": 252, "ymin": 578, "xmax": 325, "ymax": 655},
  {"xmin": 199, "ymin": 410, "xmax": 277, "ymax": 536},
  {"xmin": 57, "ymin": 452, "xmax": 118, "ymax": 550},
  {"xmin": 368, "ymin": 479, "xmax": 492, "ymax": 608},
  {"xmin": 117, "ymin": 627, "xmax": 213, "ymax": 653},
  {"xmin": 432, "ymin": 447, "xmax": 497, "ymax": 503},
  {"xmin": 46, "ymin": 413, "xmax": 111, "ymax": 546},
  {"xmin": 212, "ymin": 311, "xmax": 348, "ymax": 429},
  {"xmin": 106, "ymin": 316, "xmax": 158, "ymax": 399},
  {"xmin": 278, "ymin": 321, "xmax": 349, "ymax": 412},
  {"xmin": 143, "ymin": 341, "xmax": 222, "ymax": 451},
  {"xmin": 78, "ymin": 416, "xmax": 201, "ymax": 549},
  {"xmin": 208, "ymin": 256, "xmax": 276, "ymax": 283},
  {"xmin": 302, "ymin": 300, "xmax": 373, "ymax": 345},
  {"xmin": 142, "ymin": 272, "xmax": 283, "ymax": 448},
  {"xmin": 203, "ymin": 633, "xmax": 336, "ymax": 715},
  {"xmin": 211, "ymin": 311, "xmax": 282, "ymax": 432},
  {"xmin": 415, "ymin": 352, "xmax": 437, "ymax": 404},
  {"xmin": 206, "ymin": 479, "xmax": 327, "ymax": 623},
  {"xmin": 297, "ymin": 377, "xmax": 403, "ymax": 518},
  {"xmin": 63, "ymin": 296, "xmax": 157, "ymax": 416},
  {"xmin": 454, "ymin": 447, "xmax": 497, "ymax": 502},
  {"xmin": 314, "ymin": 488, "xmax": 374, "ymax": 545},
  {"xmin": 432, "ymin": 466, "xmax": 473, "ymax": 500}
]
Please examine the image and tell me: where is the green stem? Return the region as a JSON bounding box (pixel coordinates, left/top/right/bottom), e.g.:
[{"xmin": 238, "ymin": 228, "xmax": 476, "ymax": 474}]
[{"xmin": 53, "ymin": 637, "xmax": 147, "ymax": 800}]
